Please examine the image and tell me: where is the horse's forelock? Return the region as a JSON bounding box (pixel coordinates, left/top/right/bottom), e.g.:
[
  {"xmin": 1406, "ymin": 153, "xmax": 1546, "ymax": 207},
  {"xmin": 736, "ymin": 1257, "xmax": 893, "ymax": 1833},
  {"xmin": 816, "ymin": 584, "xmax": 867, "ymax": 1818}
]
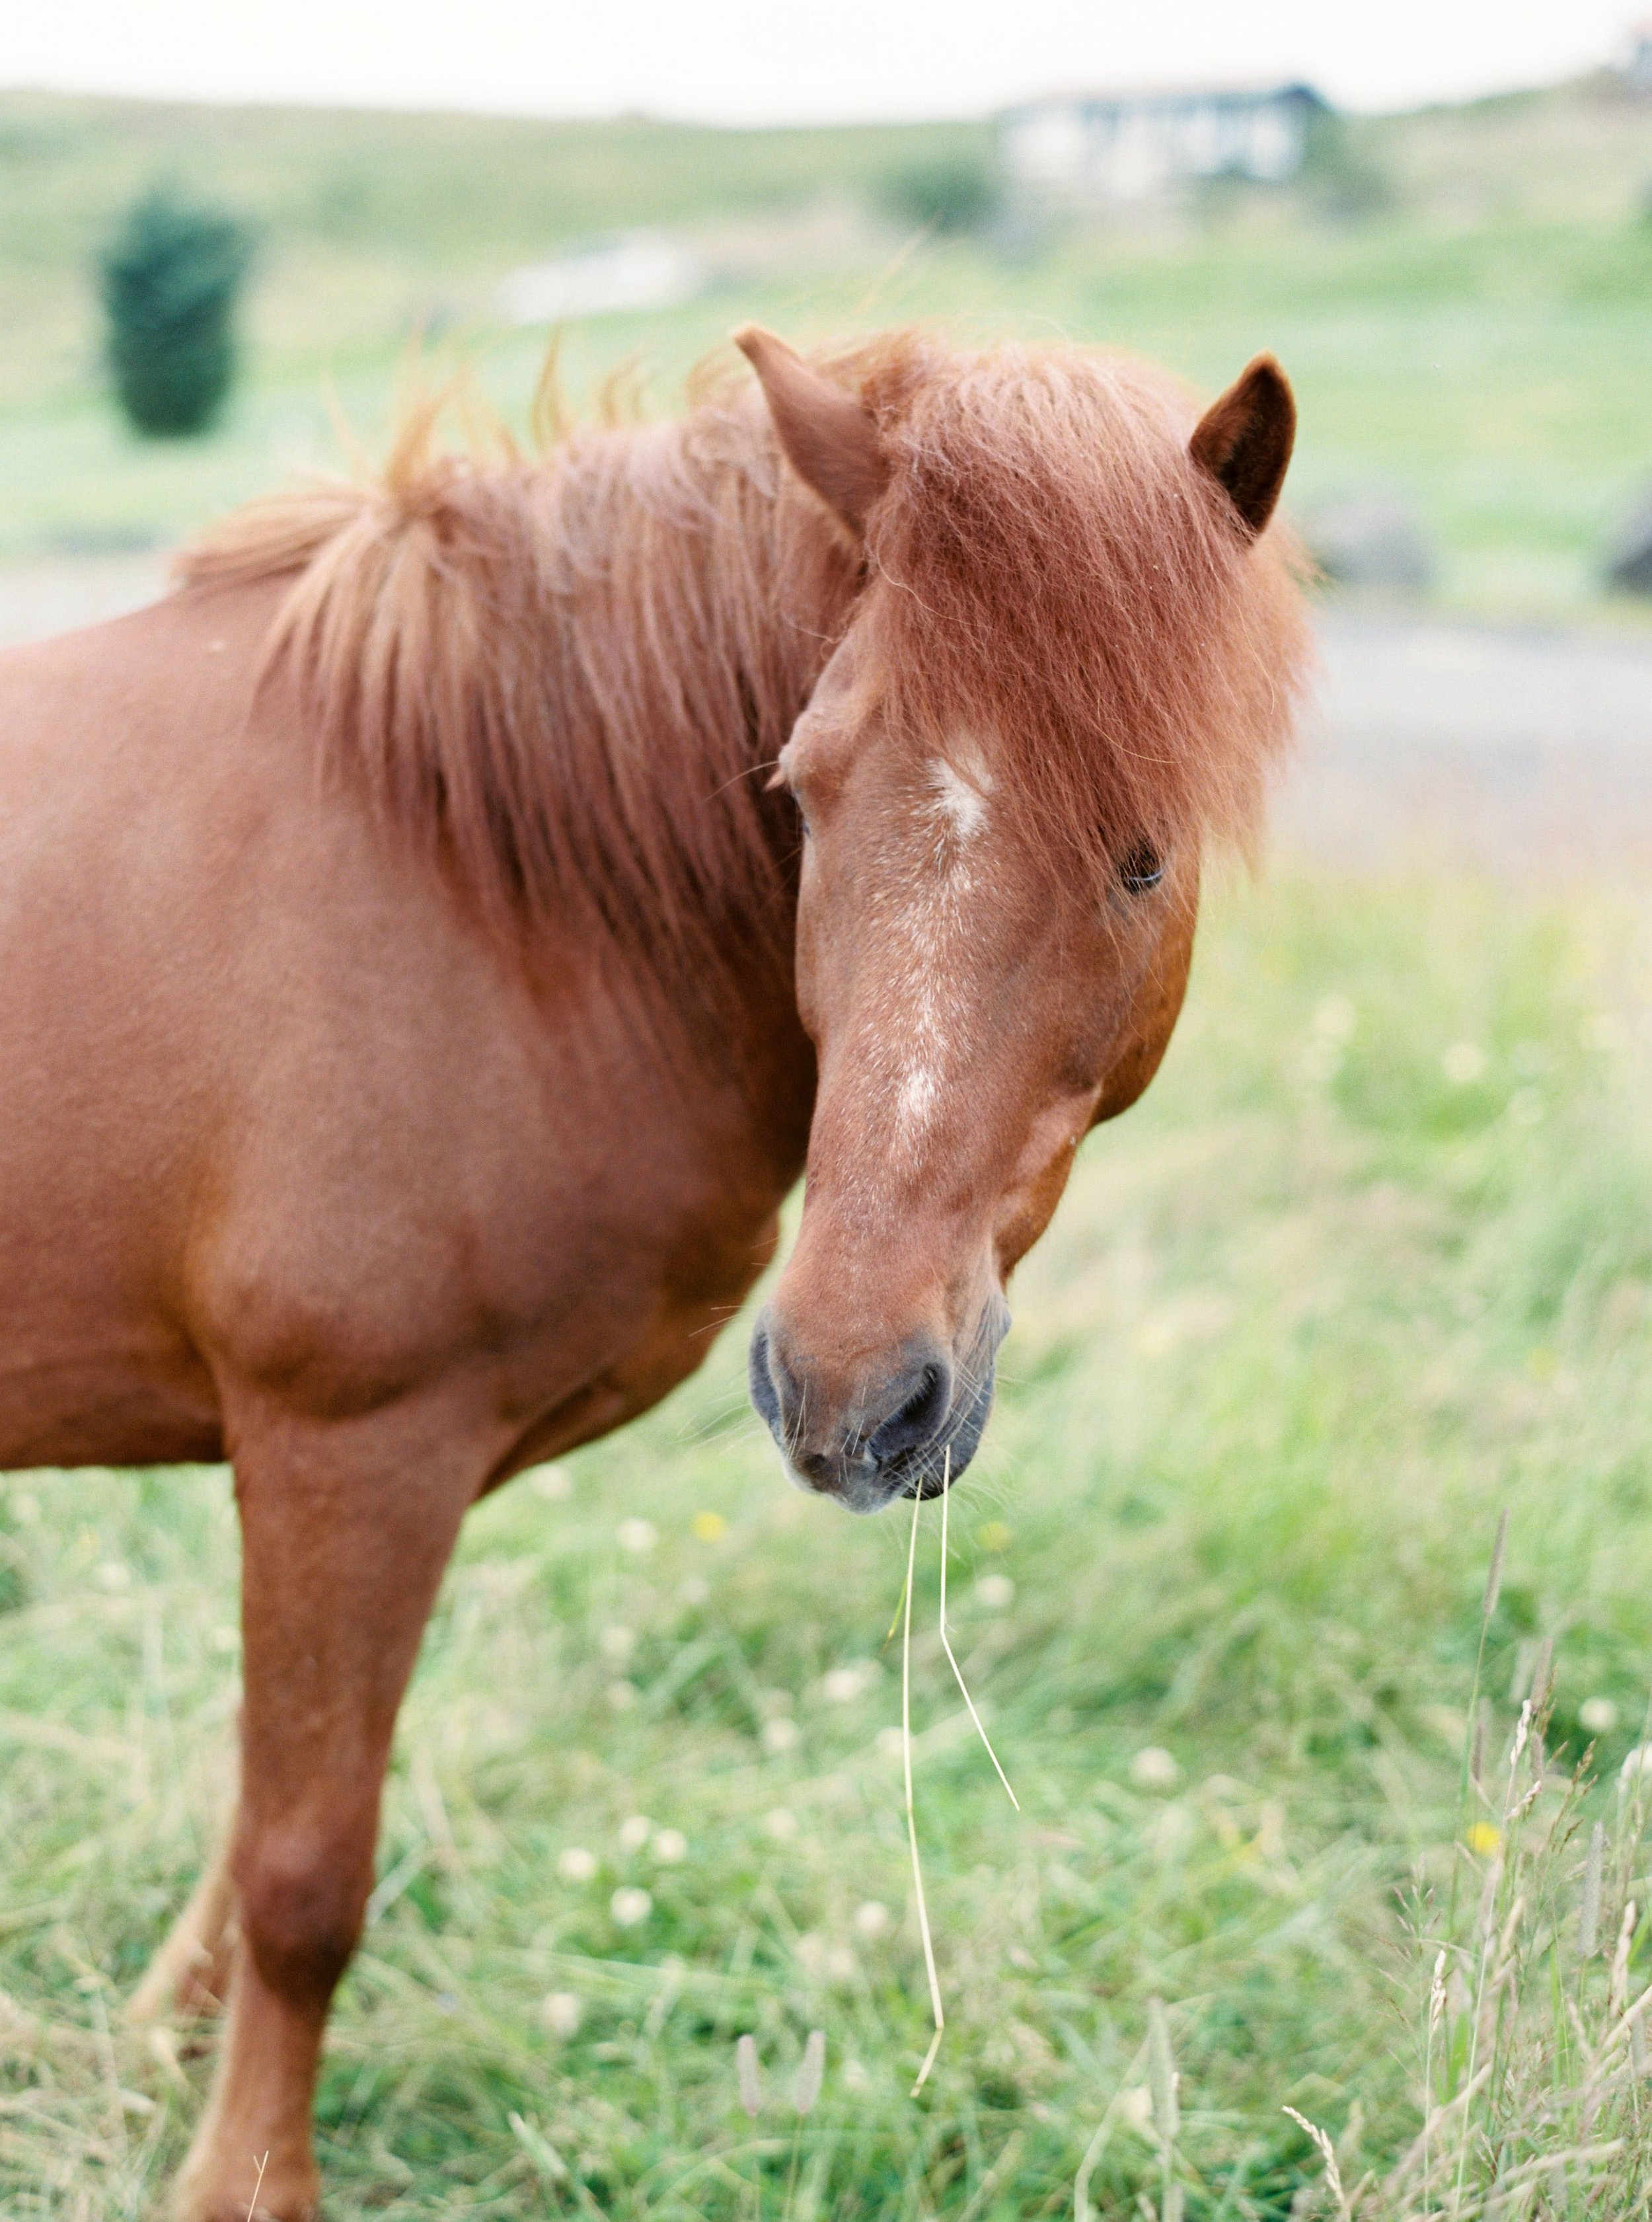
[{"xmin": 862, "ymin": 342, "xmax": 1311, "ymax": 872}]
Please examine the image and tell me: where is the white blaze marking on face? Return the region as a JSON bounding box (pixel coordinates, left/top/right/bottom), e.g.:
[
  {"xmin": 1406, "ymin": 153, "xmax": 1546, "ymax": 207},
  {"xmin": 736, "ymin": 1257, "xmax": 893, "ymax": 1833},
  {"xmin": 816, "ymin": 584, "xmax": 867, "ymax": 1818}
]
[
  {"xmin": 882, "ymin": 746, "xmax": 996, "ymax": 1161},
  {"xmin": 897, "ymin": 1066, "xmax": 940, "ymax": 1128},
  {"xmin": 929, "ymin": 756, "xmax": 990, "ymax": 840}
]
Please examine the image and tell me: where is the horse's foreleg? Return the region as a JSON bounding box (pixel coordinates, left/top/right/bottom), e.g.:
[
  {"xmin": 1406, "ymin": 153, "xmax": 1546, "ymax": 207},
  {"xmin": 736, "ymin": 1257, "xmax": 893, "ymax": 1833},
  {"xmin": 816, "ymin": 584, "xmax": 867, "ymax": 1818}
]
[
  {"xmin": 129, "ymin": 1794, "xmax": 239, "ymax": 2023},
  {"xmin": 172, "ymin": 1395, "xmax": 484, "ymax": 2222}
]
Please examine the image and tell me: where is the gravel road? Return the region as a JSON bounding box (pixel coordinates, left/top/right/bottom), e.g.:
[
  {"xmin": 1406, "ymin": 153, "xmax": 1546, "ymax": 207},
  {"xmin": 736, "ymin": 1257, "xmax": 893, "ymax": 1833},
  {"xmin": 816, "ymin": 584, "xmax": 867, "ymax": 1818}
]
[
  {"xmin": 0, "ymin": 555, "xmax": 171, "ymax": 654},
  {"xmin": 1281, "ymin": 611, "xmax": 1652, "ymax": 870},
  {"xmin": 4, "ymin": 560, "xmax": 1650, "ymax": 872}
]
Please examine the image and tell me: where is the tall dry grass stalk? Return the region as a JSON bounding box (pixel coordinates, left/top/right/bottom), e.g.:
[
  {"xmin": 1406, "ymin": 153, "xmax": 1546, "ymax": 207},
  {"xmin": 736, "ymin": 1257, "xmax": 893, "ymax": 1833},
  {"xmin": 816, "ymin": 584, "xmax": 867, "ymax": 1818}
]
[
  {"xmin": 1067, "ymin": 1519, "xmax": 1652, "ymax": 2222},
  {"xmin": 1380, "ymin": 1524, "xmax": 1652, "ymax": 2219},
  {"xmin": 1148, "ymin": 1995, "xmax": 1185, "ymax": 2222}
]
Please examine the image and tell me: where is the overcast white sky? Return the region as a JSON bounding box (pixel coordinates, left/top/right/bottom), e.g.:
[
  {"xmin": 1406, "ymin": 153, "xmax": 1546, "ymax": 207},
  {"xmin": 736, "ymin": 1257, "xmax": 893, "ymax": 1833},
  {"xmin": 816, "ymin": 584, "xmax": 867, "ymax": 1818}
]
[{"xmin": 1, "ymin": 1, "xmax": 1639, "ymax": 125}]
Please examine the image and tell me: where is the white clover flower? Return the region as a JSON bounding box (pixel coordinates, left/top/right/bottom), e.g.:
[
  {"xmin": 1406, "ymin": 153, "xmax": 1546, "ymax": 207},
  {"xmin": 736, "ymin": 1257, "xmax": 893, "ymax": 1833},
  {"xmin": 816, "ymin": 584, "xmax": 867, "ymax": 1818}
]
[
  {"xmin": 616, "ymin": 1517, "xmax": 657, "ymax": 1554},
  {"xmin": 852, "ymin": 1900, "xmax": 891, "ymax": 1939},
  {"xmin": 1314, "ymin": 994, "xmax": 1357, "ymax": 1043},
  {"xmin": 795, "ymin": 1932, "xmax": 829, "ymax": 1977},
  {"xmin": 617, "ymin": 1814, "xmax": 652, "ymax": 1855},
  {"xmin": 975, "ymin": 1574, "xmax": 1015, "ymax": 1609},
  {"xmin": 1129, "ymin": 1746, "xmax": 1182, "ymax": 1792},
  {"xmin": 1442, "ymin": 1042, "xmax": 1487, "ymax": 1085},
  {"xmin": 540, "ymin": 1991, "xmax": 582, "ymax": 2037},
  {"xmin": 599, "ymin": 1624, "xmax": 637, "ymax": 1662},
  {"xmin": 1120, "ymin": 2084, "xmax": 1154, "ymax": 2133},
  {"xmin": 761, "ymin": 1716, "xmax": 801, "ymax": 1755},
  {"xmin": 822, "ymin": 1662, "xmax": 878, "ymax": 1703},
  {"xmin": 1580, "ymin": 1697, "xmax": 1620, "ymax": 1736},
  {"xmin": 531, "ymin": 1465, "xmax": 572, "ymax": 1501},
  {"xmin": 764, "ymin": 1808, "xmax": 799, "ymax": 1841},
  {"xmin": 556, "ymin": 1846, "xmax": 598, "ymax": 1883},
  {"xmin": 652, "ymin": 1828, "xmax": 688, "ymax": 1864},
  {"xmin": 609, "ymin": 1886, "xmax": 652, "ymax": 1927}
]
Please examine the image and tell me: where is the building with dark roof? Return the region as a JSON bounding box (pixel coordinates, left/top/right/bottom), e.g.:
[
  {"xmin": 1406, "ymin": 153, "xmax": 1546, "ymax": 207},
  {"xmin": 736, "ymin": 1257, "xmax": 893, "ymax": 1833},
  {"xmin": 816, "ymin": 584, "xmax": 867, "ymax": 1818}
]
[{"xmin": 1000, "ymin": 82, "xmax": 1330, "ymax": 204}]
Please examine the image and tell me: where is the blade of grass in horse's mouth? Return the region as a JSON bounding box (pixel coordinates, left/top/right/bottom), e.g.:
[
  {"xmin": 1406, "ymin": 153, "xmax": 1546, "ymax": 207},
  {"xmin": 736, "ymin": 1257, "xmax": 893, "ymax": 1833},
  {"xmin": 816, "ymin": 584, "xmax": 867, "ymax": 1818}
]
[
  {"xmin": 901, "ymin": 1478, "xmax": 945, "ymax": 2094},
  {"xmin": 899, "ymin": 1450, "xmax": 1020, "ymax": 2096}
]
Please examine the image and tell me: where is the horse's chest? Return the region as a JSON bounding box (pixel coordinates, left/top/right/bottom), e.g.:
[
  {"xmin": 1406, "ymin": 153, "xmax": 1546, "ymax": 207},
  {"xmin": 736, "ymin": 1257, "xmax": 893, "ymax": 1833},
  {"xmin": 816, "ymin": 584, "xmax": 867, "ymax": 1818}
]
[
  {"xmin": 203, "ymin": 1015, "xmax": 807, "ymax": 1449},
  {"xmin": 472, "ymin": 1103, "xmax": 794, "ymax": 1475}
]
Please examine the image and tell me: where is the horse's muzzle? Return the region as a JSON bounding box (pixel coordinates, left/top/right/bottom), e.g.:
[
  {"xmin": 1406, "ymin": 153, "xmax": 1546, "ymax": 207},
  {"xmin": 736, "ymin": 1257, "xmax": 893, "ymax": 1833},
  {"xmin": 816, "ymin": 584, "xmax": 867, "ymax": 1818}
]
[{"xmin": 747, "ymin": 1306, "xmax": 1006, "ymax": 1514}]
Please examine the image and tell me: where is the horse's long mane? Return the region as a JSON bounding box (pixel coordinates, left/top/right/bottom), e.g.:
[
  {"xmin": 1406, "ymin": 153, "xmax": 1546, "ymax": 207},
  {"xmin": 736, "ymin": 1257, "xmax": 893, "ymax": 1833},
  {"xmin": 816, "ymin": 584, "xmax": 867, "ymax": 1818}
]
[
  {"xmin": 180, "ymin": 364, "xmax": 861, "ymax": 985},
  {"xmin": 179, "ymin": 330, "xmax": 1306, "ymax": 983}
]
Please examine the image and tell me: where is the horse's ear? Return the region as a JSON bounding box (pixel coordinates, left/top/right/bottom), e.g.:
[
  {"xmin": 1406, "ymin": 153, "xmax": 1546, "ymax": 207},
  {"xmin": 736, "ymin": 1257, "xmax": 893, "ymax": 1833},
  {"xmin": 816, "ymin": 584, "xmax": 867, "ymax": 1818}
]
[
  {"xmin": 733, "ymin": 325, "xmax": 890, "ymax": 539},
  {"xmin": 1189, "ymin": 354, "xmax": 1295, "ymax": 538}
]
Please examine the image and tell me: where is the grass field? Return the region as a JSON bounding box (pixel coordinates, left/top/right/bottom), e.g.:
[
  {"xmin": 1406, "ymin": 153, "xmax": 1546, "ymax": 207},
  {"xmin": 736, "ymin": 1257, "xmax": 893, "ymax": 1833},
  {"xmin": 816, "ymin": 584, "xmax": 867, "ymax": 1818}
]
[
  {"xmin": 5, "ymin": 81, "xmax": 1652, "ymax": 615},
  {"xmin": 6, "ymin": 68, "xmax": 1652, "ymax": 2220},
  {"xmin": 5, "ymin": 869, "xmax": 1652, "ymax": 2217}
]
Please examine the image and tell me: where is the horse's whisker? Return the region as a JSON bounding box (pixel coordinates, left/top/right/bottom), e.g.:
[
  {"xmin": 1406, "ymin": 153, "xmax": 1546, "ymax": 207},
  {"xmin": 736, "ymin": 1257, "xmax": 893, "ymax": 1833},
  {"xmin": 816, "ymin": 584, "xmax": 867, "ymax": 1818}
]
[{"xmin": 938, "ymin": 1459, "xmax": 1019, "ymax": 1812}]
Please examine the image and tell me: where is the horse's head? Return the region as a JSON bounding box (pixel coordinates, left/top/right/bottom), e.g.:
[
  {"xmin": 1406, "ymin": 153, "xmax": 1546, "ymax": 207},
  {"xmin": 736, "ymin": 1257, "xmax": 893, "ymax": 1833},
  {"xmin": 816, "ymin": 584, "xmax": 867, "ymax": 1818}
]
[{"xmin": 737, "ymin": 328, "xmax": 1306, "ymax": 1513}]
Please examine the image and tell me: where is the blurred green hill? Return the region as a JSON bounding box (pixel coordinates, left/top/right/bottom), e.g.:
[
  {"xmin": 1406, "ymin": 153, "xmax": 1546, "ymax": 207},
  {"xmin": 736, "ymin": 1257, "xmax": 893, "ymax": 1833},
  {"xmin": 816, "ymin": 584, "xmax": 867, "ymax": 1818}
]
[
  {"xmin": 3, "ymin": 77, "xmax": 1652, "ymax": 614},
  {"xmin": 0, "ymin": 92, "xmax": 989, "ymax": 408}
]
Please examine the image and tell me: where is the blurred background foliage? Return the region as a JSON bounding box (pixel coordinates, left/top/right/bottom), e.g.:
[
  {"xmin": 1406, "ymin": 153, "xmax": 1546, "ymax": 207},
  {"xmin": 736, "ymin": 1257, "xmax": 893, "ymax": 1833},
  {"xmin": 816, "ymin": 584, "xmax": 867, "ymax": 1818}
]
[
  {"xmin": 1, "ymin": 77, "xmax": 1652, "ymax": 612},
  {"xmin": 98, "ymin": 188, "xmax": 252, "ymax": 436},
  {"xmin": 874, "ymin": 153, "xmax": 1001, "ymax": 237}
]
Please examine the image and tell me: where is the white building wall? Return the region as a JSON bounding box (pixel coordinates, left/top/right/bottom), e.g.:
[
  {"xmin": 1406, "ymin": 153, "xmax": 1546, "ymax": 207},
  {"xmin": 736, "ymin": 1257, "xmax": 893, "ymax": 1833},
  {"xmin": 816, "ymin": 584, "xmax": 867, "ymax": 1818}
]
[{"xmin": 1001, "ymin": 88, "xmax": 1317, "ymax": 205}]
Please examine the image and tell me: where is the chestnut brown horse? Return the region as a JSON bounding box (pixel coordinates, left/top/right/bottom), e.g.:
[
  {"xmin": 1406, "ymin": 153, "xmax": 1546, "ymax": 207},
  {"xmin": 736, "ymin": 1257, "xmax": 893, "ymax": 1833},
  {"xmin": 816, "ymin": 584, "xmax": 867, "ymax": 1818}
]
[{"xmin": 0, "ymin": 326, "xmax": 1305, "ymax": 2217}]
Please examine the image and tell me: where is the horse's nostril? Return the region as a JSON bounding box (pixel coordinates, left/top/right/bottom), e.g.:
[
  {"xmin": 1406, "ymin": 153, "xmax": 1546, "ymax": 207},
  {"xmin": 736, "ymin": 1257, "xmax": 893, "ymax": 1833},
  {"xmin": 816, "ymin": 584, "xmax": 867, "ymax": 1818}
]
[
  {"xmin": 747, "ymin": 1322, "xmax": 783, "ymax": 1439},
  {"xmin": 868, "ymin": 1360, "xmax": 951, "ymax": 1463},
  {"xmin": 898, "ymin": 1366, "xmax": 945, "ymax": 1430}
]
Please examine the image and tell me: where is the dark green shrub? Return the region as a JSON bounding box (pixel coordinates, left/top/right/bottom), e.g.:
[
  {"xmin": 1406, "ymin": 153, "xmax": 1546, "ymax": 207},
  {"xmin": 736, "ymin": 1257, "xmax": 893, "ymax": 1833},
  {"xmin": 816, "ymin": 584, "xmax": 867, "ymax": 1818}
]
[
  {"xmin": 99, "ymin": 188, "xmax": 253, "ymax": 438},
  {"xmin": 1299, "ymin": 110, "xmax": 1390, "ymax": 220},
  {"xmin": 877, "ymin": 154, "xmax": 999, "ymax": 236}
]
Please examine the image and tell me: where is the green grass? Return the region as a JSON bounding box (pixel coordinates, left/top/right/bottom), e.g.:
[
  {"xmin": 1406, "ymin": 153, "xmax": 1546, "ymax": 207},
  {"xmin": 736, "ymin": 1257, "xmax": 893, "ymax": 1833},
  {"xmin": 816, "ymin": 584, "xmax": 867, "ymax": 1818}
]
[
  {"xmin": 5, "ymin": 868, "xmax": 1652, "ymax": 2216},
  {"xmin": 7, "ymin": 82, "xmax": 1652, "ymax": 614}
]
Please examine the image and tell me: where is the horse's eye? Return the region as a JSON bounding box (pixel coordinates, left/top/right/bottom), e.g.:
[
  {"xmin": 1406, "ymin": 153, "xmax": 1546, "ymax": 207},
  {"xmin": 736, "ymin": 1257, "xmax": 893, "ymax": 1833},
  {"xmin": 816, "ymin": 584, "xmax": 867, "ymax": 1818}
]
[{"xmin": 1119, "ymin": 841, "xmax": 1164, "ymax": 894}]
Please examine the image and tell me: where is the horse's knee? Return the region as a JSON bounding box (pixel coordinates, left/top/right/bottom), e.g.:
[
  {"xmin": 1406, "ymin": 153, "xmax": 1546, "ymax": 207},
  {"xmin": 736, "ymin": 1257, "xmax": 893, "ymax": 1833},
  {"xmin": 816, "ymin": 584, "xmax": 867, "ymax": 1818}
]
[{"xmin": 234, "ymin": 1820, "xmax": 372, "ymax": 2011}]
